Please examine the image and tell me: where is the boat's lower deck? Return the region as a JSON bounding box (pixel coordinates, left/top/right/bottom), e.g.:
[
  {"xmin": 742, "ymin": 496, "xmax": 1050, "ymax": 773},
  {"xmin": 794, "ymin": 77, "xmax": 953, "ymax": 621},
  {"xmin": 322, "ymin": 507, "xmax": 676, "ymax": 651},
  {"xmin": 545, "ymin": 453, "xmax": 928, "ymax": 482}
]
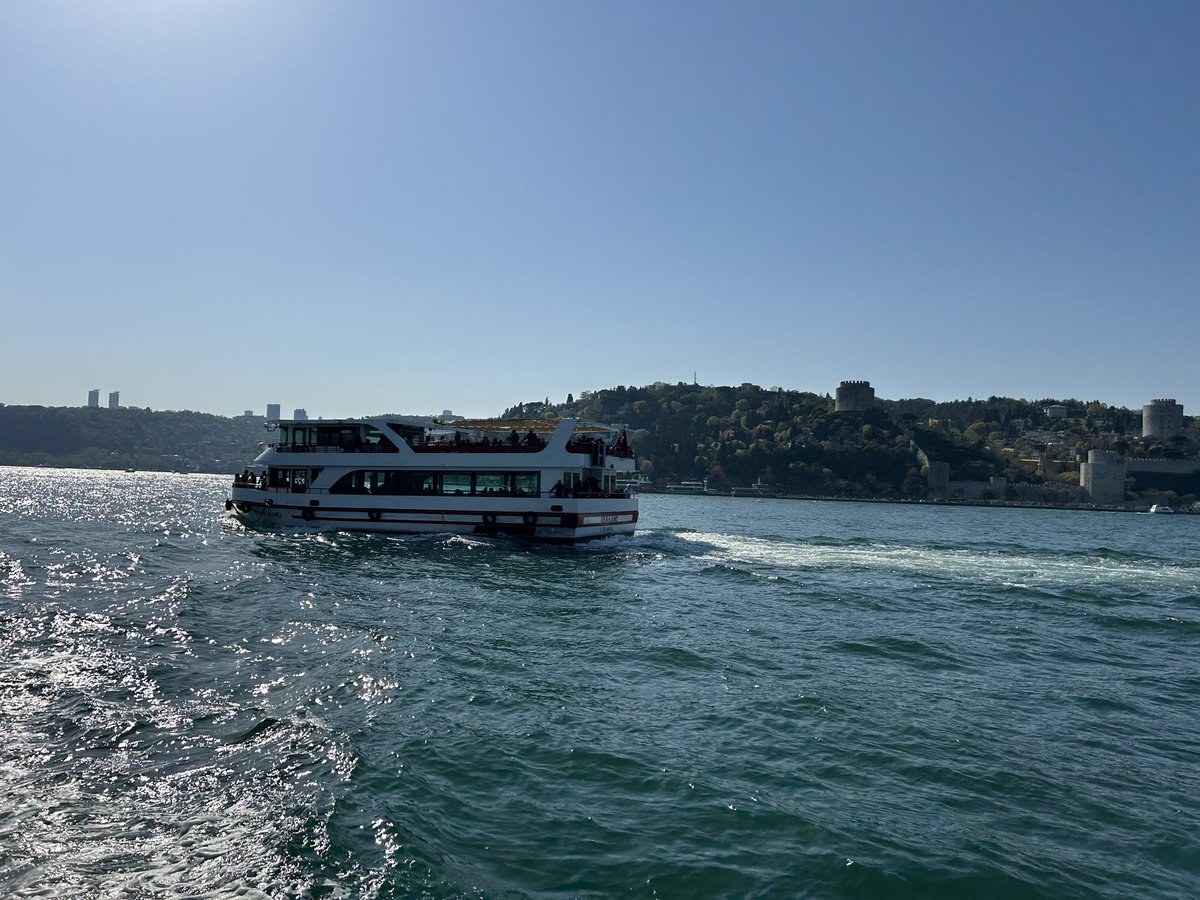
[{"xmin": 226, "ymin": 489, "xmax": 638, "ymax": 543}]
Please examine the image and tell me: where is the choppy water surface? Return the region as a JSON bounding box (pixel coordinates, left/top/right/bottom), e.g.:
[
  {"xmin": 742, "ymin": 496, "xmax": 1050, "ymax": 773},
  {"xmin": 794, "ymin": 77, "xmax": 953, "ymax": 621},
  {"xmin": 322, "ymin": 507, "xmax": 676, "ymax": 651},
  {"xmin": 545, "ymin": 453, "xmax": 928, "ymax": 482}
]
[{"xmin": 1, "ymin": 467, "xmax": 1198, "ymax": 898}]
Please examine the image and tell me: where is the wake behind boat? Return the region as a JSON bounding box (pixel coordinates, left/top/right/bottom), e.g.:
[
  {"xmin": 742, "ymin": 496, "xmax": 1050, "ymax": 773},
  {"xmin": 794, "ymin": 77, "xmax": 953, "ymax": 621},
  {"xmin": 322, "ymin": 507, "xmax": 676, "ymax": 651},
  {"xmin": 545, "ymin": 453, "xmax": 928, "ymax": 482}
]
[{"xmin": 226, "ymin": 416, "xmax": 638, "ymax": 543}]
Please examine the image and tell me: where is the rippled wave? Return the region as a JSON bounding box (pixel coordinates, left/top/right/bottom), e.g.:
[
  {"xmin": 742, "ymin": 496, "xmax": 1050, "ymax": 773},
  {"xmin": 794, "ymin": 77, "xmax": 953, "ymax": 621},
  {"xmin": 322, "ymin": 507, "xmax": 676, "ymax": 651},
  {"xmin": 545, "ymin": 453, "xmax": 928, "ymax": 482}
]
[{"xmin": 1, "ymin": 471, "xmax": 1198, "ymax": 898}]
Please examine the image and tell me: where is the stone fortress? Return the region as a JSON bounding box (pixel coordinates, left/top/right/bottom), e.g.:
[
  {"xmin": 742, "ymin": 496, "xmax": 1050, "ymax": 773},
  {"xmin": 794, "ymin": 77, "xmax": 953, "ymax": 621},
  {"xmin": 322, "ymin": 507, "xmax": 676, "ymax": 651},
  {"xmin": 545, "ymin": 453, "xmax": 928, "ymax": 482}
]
[
  {"xmin": 1142, "ymin": 398, "xmax": 1184, "ymax": 441},
  {"xmin": 1082, "ymin": 398, "xmax": 1195, "ymax": 504},
  {"xmin": 835, "ymin": 380, "xmax": 875, "ymax": 413},
  {"xmin": 835, "ymin": 379, "xmax": 1194, "ymax": 507}
]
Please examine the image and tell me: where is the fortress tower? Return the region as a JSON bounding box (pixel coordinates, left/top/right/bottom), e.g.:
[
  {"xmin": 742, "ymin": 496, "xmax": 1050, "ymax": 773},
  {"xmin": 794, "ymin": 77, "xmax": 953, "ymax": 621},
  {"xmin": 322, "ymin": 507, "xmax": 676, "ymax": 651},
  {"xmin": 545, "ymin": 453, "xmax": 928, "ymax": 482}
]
[
  {"xmin": 835, "ymin": 380, "xmax": 875, "ymax": 413},
  {"xmin": 1080, "ymin": 450, "xmax": 1126, "ymax": 505},
  {"xmin": 1142, "ymin": 398, "xmax": 1183, "ymax": 441}
]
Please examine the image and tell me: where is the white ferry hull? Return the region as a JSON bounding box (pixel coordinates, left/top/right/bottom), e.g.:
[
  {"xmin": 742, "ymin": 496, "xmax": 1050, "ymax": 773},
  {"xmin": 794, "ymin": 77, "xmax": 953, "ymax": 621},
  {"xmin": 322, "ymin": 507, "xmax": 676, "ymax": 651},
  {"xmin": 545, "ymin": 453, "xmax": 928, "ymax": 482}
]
[{"xmin": 228, "ymin": 490, "xmax": 637, "ymax": 543}]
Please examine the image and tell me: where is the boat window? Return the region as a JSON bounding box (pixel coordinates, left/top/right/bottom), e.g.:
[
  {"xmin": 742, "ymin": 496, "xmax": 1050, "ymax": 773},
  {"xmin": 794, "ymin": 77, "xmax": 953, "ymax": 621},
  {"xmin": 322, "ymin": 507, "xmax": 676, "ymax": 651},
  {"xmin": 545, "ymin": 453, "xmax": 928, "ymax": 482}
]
[
  {"xmin": 442, "ymin": 473, "xmax": 472, "ymax": 495},
  {"xmin": 328, "ymin": 469, "xmax": 540, "ymax": 496},
  {"xmin": 331, "ymin": 471, "xmax": 368, "ymax": 494},
  {"xmin": 364, "ymin": 428, "xmax": 398, "ymax": 451},
  {"xmin": 475, "ymin": 473, "xmax": 505, "ymax": 495}
]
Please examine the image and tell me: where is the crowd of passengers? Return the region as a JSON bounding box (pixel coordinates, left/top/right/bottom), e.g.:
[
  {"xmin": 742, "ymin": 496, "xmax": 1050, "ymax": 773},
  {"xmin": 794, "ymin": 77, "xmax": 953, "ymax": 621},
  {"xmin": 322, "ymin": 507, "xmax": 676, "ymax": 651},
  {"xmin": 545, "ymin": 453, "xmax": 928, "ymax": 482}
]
[
  {"xmin": 419, "ymin": 429, "xmax": 546, "ymax": 449},
  {"xmin": 233, "ymin": 470, "xmax": 267, "ymax": 488}
]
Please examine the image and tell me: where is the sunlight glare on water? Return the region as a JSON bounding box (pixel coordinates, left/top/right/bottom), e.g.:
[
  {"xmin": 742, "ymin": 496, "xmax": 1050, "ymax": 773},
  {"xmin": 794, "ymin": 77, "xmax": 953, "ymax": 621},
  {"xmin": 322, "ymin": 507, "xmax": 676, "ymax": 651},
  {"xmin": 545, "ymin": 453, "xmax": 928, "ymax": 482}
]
[{"xmin": 1, "ymin": 470, "xmax": 1198, "ymax": 898}]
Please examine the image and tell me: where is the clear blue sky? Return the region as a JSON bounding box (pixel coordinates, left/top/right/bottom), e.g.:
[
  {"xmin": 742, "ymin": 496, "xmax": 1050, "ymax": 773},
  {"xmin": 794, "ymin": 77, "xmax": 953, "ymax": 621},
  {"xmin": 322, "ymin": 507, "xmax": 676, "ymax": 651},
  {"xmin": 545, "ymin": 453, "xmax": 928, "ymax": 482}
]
[{"xmin": 2, "ymin": 1, "xmax": 1196, "ymax": 419}]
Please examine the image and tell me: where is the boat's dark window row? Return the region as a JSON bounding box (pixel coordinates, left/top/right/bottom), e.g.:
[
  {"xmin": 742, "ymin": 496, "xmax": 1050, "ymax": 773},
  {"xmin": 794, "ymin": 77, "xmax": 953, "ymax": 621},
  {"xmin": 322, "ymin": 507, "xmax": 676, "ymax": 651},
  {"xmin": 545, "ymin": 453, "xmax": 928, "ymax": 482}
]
[
  {"xmin": 277, "ymin": 425, "xmax": 399, "ymax": 453},
  {"xmin": 330, "ymin": 470, "xmax": 541, "ymax": 497}
]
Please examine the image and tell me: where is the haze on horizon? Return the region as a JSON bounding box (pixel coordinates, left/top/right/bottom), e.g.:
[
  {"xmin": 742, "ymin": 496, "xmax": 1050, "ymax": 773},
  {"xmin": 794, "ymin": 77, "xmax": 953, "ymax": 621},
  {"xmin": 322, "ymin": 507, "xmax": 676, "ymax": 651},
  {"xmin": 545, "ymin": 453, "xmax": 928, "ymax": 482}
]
[{"xmin": 2, "ymin": 1, "xmax": 1196, "ymax": 421}]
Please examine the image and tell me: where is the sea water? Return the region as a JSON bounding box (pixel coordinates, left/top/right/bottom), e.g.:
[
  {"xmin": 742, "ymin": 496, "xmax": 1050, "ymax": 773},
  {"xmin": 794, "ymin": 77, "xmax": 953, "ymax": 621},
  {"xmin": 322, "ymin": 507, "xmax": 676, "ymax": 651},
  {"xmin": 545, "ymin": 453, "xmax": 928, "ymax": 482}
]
[{"xmin": 1, "ymin": 467, "xmax": 1198, "ymax": 898}]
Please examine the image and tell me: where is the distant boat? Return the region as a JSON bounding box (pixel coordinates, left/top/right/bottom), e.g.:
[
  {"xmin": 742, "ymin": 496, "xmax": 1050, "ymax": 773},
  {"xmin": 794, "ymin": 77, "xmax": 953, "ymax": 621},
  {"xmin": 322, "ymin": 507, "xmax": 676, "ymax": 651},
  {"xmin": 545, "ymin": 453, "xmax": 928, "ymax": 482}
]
[
  {"xmin": 1148, "ymin": 504, "xmax": 1175, "ymax": 514},
  {"xmin": 616, "ymin": 474, "xmax": 657, "ymax": 494},
  {"xmin": 731, "ymin": 481, "xmax": 775, "ymax": 498},
  {"xmin": 665, "ymin": 479, "xmax": 716, "ymax": 495}
]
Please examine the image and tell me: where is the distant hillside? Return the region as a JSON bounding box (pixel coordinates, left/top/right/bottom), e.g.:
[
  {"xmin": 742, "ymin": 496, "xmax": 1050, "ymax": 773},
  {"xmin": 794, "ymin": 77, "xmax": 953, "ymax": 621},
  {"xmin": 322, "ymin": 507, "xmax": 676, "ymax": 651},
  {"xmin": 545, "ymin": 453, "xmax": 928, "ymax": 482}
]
[
  {"xmin": 0, "ymin": 406, "xmax": 267, "ymax": 473},
  {"xmin": 505, "ymin": 383, "xmax": 1198, "ymax": 501},
  {"xmin": 4, "ymin": 386, "xmax": 1196, "ymax": 504}
]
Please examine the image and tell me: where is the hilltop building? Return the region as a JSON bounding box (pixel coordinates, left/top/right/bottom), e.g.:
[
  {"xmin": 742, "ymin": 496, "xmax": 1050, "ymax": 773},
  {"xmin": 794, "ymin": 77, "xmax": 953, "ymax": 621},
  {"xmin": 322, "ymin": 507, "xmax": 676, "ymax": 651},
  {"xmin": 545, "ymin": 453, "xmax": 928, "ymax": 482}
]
[
  {"xmin": 87, "ymin": 389, "xmax": 99, "ymax": 408},
  {"xmin": 108, "ymin": 391, "xmax": 120, "ymax": 409},
  {"xmin": 293, "ymin": 408, "xmax": 308, "ymax": 421},
  {"xmin": 1080, "ymin": 450, "xmax": 1126, "ymax": 504},
  {"xmin": 1142, "ymin": 398, "xmax": 1183, "ymax": 441},
  {"xmin": 266, "ymin": 403, "xmax": 281, "ymax": 422},
  {"xmin": 836, "ymin": 380, "xmax": 875, "ymax": 413}
]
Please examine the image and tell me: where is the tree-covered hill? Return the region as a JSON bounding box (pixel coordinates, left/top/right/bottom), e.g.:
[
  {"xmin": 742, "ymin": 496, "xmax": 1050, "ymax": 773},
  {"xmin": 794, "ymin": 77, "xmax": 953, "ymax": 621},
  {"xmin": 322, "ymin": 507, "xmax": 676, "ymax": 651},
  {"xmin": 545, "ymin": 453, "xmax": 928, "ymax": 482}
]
[
  {"xmin": 505, "ymin": 383, "xmax": 1197, "ymax": 499},
  {"xmin": 0, "ymin": 406, "xmax": 267, "ymax": 473}
]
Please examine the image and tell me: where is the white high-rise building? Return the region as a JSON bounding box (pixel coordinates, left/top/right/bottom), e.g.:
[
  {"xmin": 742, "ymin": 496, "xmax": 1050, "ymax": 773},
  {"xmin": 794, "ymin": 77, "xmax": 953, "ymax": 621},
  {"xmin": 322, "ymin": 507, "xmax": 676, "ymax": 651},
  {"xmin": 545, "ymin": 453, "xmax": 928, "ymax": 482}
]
[
  {"xmin": 266, "ymin": 403, "xmax": 281, "ymax": 421},
  {"xmin": 87, "ymin": 389, "xmax": 99, "ymax": 408},
  {"xmin": 108, "ymin": 391, "xmax": 120, "ymax": 409},
  {"xmin": 293, "ymin": 408, "xmax": 308, "ymax": 421}
]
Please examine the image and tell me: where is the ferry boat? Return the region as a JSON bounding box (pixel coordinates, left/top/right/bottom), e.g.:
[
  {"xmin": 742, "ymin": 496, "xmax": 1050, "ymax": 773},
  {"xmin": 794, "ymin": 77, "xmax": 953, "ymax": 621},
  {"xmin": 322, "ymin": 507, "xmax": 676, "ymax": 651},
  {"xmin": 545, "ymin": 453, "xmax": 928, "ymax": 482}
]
[
  {"xmin": 225, "ymin": 416, "xmax": 638, "ymax": 543},
  {"xmin": 664, "ymin": 479, "xmax": 716, "ymax": 495},
  {"xmin": 616, "ymin": 474, "xmax": 656, "ymax": 494},
  {"xmin": 731, "ymin": 481, "xmax": 775, "ymax": 498}
]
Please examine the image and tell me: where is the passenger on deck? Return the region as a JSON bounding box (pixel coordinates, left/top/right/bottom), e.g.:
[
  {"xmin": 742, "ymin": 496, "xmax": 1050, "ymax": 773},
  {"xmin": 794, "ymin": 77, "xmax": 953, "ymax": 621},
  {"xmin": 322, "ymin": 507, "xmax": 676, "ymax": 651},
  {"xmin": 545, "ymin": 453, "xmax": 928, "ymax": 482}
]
[
  {"xmin": 550, "ymin": 480, "xmax": 566, "ymax": 498},
  {"xmin": 522, "ymin": 430, "xmax": 540, "ymax": 446},
  {"xmin": 509, "ymin": 429, "xmax": 520, "ymax": 445}
]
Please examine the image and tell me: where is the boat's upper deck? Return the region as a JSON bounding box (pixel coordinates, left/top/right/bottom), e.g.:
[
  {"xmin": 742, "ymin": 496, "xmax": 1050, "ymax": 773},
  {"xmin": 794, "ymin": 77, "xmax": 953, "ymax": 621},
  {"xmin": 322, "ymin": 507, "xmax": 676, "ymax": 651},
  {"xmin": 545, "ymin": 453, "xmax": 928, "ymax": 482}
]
[{"xmin": 259, "ymin": 416, "xmax": 634, "ymax": 466}]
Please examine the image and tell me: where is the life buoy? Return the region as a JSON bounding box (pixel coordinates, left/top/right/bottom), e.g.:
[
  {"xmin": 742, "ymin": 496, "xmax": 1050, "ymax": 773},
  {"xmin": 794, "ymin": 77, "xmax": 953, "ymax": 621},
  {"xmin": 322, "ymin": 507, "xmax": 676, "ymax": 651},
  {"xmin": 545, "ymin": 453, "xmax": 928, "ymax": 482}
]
[
  {"xmin": 301, "ymin": 508, "xmax": 314, "ymax": 521},
  {"xmin": 368, "ymin": 510, "xmax": 382, "ymax": 521},
  {"xmin": 482, "ymin": 512, "xmax": 496, "ymax": 525},
  {"xmin": 522, "ymin": 512, "xmax": 537, "ymax": 526}
]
